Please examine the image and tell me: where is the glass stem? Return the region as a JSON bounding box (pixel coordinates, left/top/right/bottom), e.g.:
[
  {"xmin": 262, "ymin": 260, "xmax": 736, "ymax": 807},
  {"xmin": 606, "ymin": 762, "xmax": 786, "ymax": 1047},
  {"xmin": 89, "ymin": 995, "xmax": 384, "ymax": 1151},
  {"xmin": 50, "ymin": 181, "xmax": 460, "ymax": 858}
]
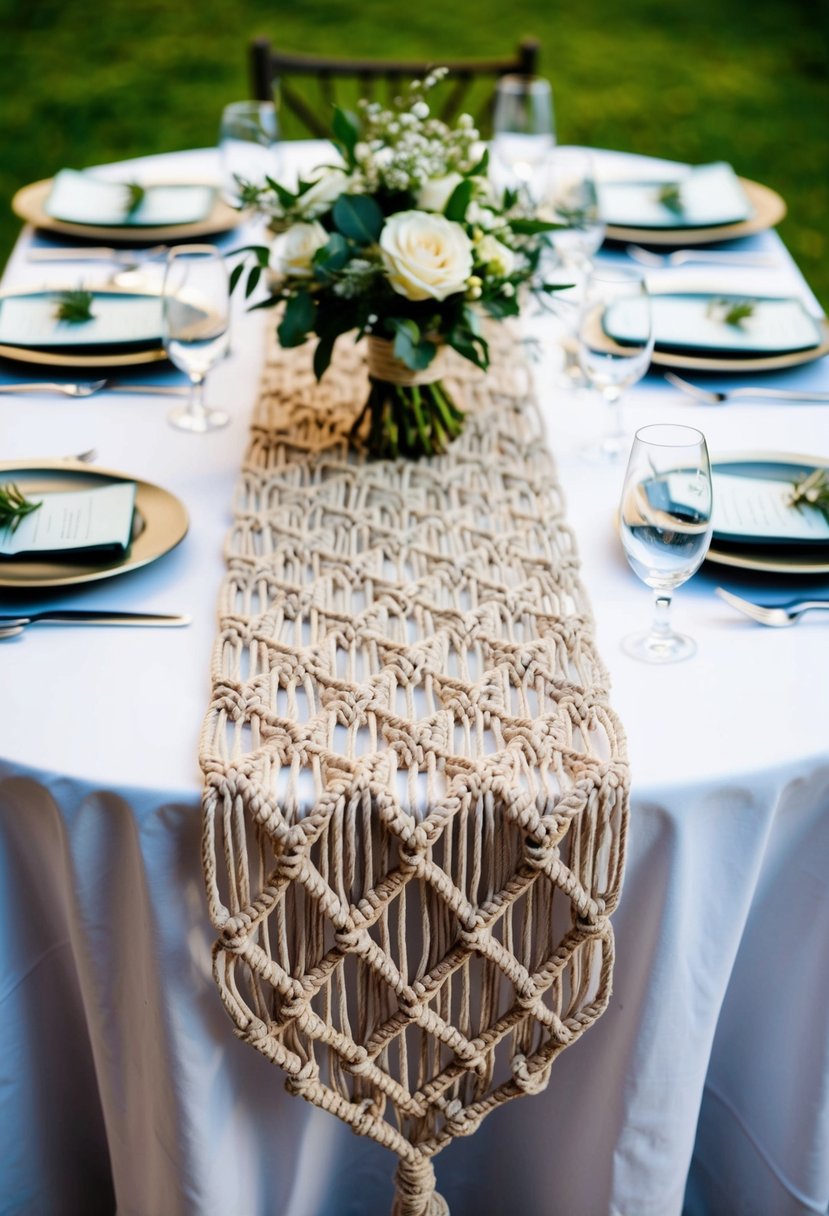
[
  {"xmin": 649, "ymin": 592, "xmax": 674, "ymax": 644},
  {"xmin": 188, "ymin": 375, "xmax": 206, "ymax": 423},
  {"xmin": 604, "ymin": 387, "xmax": 624, "ymax": 443}
]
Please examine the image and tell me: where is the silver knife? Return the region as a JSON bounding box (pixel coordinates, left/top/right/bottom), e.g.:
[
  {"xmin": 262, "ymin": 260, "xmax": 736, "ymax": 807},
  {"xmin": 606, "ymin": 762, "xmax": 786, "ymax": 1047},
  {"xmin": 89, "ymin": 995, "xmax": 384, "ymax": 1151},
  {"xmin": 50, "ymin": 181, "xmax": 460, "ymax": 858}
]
[{"xmin": 0, "ymin": 610, "xmax": 191, "ymax": 628}]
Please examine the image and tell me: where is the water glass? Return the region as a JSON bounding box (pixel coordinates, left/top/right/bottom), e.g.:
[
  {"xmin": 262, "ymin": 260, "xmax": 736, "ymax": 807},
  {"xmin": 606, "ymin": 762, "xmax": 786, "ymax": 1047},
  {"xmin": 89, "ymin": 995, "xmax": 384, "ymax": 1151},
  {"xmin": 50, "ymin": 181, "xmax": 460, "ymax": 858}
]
[
  {"xmin": 619, "ymin": 423, "xmax": 714, "ymax": 662},
  {"xmin": 162, "ymin": 246, "xmax": 231, "ymax": 432},
  {"xmin": 577, "ymin": 265, "xmax": 654, "ymax": 460},
  {"xmin": 545, "ymin": 148, "xmax": 605, "ymax": 270},
  {"xmin": 218, "ymin": 100, "xmax": 280, "ymax": 209},
  {"xmin": 491, "ymin": 75, "xmax": 555, "ymax": 203}
]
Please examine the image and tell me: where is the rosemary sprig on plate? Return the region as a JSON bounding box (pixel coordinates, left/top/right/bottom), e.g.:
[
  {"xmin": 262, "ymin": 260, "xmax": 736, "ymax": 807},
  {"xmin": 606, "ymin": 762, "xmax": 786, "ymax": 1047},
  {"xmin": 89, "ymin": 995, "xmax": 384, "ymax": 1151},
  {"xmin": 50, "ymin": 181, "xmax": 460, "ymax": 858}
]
[
  {"xmin": 53, "ymin": 289, "xmax": 96, "ymax": 324},
  {"xmin": 790, "ymin": 468, "xmax": 829, "ymax": 523},
  {"xmin": 0, "ymin": 483, "xmax": 42, "ymax": 534},
  {"xmin": 124, "ymin": 180, "xmax": 146, "ymax": 217},
  {"xmin": 705, "ymin": 297, "xmax": 755, "ymax": 328},
  {"xmin": 657, "ymin": 182, "xmax": 684, "ymax": 214}
]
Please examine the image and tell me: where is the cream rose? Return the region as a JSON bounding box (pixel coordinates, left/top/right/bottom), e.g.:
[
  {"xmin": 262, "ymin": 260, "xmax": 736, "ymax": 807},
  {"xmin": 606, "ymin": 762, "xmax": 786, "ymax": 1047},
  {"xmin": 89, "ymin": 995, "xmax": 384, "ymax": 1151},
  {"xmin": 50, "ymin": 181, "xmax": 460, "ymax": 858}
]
[
  {"xmin": 380, "ymin": 211, "xmax": 473, "ymax": 302},
  {"xmin": 416, "ymin": 172, "xmax": 463, "ymax": 213},
  {"xmin": 297, "ymin": 169, "xmax": 351, "ymax": 218},
  {"xmin": 269, "ymin": 221, "xmax": 328, "ymax": 278}
]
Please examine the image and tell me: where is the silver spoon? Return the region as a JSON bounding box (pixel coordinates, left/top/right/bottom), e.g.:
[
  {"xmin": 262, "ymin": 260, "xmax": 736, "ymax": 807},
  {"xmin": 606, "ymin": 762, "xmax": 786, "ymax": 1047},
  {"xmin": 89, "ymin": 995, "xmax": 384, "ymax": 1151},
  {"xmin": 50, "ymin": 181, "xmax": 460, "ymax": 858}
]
[
  {"xmin": 664, "ymin": 371, "xmax": 829, "ymax": 405},
  {"xmin": 716, "ymin": 587, "xmax": 829, "ymax": 627}
]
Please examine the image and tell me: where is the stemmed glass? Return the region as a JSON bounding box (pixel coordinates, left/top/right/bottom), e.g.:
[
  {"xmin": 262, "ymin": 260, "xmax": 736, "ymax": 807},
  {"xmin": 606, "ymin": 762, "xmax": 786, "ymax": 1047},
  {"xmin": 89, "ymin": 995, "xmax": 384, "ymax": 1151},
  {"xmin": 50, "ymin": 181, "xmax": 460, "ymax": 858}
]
[
  {"xmin": 218, "ymin": 100, "xmax": 280, "ymax": 209},
  {"xmin": 162, "ymin": 246, "xmax": 231, "ymax": 432},
  {"xmin": 541, "ymin": 148, "xmax": 606, "ymax": 384},
  {"xmin": 491, "ymin": 75, "xmax": 555, "ymax": 204},
  {"xmin": 577, "ymin": 265, "xmax": 654, "ymax": 460},
  {"xmin": 619, "ymin": 423, "xmax": 714, "ymax": 663},
  {"xmin": 545, "ymin": 148, "xmax": 605, "ymax": 272}
]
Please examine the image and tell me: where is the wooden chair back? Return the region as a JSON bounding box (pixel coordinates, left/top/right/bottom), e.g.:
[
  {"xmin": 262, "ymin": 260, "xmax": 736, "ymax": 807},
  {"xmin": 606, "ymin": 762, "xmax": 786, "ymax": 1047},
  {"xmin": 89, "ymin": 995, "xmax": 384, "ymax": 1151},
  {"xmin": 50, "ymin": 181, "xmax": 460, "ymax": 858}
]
[{"xmin": 249, "ymin": 37, "xmax": 541, "ymax": 138}]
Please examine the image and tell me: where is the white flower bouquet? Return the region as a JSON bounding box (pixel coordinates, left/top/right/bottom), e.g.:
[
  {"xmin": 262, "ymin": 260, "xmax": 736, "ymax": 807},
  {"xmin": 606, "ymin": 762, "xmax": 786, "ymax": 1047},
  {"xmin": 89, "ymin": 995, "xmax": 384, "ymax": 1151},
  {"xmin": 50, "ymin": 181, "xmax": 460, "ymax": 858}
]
[{"xmin": 233, "ymin": 71, "xmax": 561, "ymax": 459}]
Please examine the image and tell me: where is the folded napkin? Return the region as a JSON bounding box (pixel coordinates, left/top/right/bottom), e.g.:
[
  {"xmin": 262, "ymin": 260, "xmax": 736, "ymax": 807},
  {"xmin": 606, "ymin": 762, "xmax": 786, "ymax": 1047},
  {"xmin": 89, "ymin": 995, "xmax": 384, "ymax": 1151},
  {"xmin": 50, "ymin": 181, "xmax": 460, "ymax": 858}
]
[
  {"xmin": 45, "ymin": 169, "xmax": 216, "ymax": 227},
  {"xmin": 711, "ymin": 467, "xmax": 829, "ymax": 546},
  {"xmin": 0, "ymin": 481, "xmax": 137, "ymax": 558},
  {"xmin": 0, "ymin": 290, "xmax": 163, "ymax": 353},
  {"xmin": 605, "ymin": 292, "xmax": 822, "ymax": 357},
  {"xmin": 598, "ymin": 161, "xmax": 753, "ymax": 228}
]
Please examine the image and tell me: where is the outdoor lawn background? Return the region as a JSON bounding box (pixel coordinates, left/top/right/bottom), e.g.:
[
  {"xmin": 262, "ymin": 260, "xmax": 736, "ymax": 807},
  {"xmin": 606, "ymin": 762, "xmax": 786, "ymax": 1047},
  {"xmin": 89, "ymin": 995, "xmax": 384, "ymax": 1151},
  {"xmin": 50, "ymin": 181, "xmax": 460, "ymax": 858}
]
[{"xmin": 1, "ymin": 0, "xmax": 827, "ymax": 305}]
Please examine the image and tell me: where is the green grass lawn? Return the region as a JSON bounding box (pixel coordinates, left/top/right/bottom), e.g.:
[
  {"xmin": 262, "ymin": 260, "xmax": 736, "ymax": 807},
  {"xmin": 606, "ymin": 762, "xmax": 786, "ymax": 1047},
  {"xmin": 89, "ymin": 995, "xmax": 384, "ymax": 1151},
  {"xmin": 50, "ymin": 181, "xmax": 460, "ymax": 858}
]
[{"xmin": 1, "ymin": 0, "xmax": 827, "ymax": 304}]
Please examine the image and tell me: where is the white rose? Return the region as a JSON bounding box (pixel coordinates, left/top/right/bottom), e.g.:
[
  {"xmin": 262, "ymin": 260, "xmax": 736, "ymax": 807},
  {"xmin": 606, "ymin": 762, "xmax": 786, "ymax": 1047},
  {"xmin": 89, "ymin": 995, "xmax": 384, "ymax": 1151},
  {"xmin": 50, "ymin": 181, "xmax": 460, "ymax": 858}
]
[
  {"xmin": 416, "ymin": 172, "xmax": 463, "ymax": 213},
  {"xmin": 380, "ymin": 211, "xmax": 473, "ymax": 302},
  {"xmin": 297, "ymin": 170, "xmax": 350, "ymax": 218},
  {"xmin": 269, "ymin": 221, "xmax": 328, "ymax": 278},
  {"xmin": 475, "ymin": 234, "xmax": 516, "ymax": 277}
]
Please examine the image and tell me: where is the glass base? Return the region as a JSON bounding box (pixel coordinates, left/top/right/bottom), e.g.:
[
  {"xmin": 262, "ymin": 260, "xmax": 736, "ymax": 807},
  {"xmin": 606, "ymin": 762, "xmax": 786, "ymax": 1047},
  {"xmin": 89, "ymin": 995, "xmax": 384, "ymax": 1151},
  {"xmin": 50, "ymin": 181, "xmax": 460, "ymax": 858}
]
[
  {"xmin": 577, "ymin": 432, "xmax": 628, "ymax": 462},
  {"xmin": 622, "ymin": 629, "xmax": 697, "ymax": 664},
  {"xmin": 168, "ymin": 405, "xmax": 229, "ymax": 432}
]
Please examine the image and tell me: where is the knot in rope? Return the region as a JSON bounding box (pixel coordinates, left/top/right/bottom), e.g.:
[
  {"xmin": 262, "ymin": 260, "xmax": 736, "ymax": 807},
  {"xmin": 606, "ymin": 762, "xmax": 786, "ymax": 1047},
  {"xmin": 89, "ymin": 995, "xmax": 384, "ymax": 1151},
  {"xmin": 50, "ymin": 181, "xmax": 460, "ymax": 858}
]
[{"xmin": 391, "ymin": 1156, "xmax": 449, "ymax": 1216}]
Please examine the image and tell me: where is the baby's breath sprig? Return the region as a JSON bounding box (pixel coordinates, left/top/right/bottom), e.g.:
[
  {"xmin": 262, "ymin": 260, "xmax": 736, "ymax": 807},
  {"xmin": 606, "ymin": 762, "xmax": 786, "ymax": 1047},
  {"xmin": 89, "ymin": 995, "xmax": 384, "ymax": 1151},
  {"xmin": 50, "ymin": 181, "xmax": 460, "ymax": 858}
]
[
  {"xmin": 790, "ymin": 468, "xmax": 829, "ymax": 523},
  {"xmin": 53, "ymin": 289, "xmax": 95, "ymax": 324},
  {"xmin": 0, "ymin": 483, "xmax": 42, "ymax": 534}
]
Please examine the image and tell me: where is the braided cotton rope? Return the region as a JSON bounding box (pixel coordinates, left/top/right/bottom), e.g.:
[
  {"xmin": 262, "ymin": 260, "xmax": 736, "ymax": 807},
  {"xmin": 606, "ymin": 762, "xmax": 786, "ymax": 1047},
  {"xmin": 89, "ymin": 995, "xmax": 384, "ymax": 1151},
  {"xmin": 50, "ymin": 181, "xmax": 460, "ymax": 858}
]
[{"xmin": 200, "ymin": 327, "xmax": 629, "ymax": 1215}]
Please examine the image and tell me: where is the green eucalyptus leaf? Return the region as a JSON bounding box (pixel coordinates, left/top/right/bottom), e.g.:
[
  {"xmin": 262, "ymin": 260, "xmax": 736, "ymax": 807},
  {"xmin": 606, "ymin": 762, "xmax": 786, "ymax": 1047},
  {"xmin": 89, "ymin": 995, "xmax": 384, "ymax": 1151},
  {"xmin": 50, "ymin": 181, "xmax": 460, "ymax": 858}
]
[
  {"xmin": 277, "ymin": 291, "xmax": 316, "ymax": 346},
  {"xmin": 444, "ymin": 178, "xmax": 475, "ymax": 222},
  {"xmin": 332, "ymin": 107, "xmax": 360, "ymax": 167},
  {"xmin": 509, "ymin": 217, "xmax": 562, "ymax": 235},
  {"xmin": 468, "ymin": 148, "xmax": 489, "ymax": 177},
  {"xmin": 333, "ymin": 194, "xmax": 384, "ymax": 243},
  {"xmin": 244, "ymin": 264, "xmax": 263, "ymax": 299},
  {"xmin": 389, "ymin": 317, "xmax": 436, "ymax": 371}
]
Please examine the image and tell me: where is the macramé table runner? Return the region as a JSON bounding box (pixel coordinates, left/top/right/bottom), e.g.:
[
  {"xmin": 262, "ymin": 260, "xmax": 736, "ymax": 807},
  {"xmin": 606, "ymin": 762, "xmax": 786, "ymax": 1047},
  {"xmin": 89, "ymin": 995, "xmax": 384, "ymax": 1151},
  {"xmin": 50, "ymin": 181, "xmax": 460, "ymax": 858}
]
[{"xmin": 200, "ymin": 327, "xmax": 630, "ymax": 1216}]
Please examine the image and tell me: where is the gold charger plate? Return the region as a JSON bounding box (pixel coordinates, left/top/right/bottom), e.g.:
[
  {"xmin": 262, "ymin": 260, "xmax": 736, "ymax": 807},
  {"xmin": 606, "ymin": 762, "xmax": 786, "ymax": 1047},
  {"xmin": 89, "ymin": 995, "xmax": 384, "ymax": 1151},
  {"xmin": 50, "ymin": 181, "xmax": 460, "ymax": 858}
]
[
  {"xmin": 12, "ymin": 176, "xmax": 242, "ymax": 243},
  {"xmin": 706, "ymin": 451, "xmax": 829, "ymax": 576},
  {"xmin": 604, "ymin": 178, "xmax": 786, "ymax": 247},
  {"xmin": 0, "ymin": 284, "xmax": 168, "ymax": 370},
  {"xmin": 0, "ymin": 459, "xmax": 188, "ymax": 588},
  {"xmin": 651, "ymin": 314, "xmax": 829, "ymax": 374},
  {"xmin": 582, "ymin": 295, "xmax": 829, "ymax": 375}
]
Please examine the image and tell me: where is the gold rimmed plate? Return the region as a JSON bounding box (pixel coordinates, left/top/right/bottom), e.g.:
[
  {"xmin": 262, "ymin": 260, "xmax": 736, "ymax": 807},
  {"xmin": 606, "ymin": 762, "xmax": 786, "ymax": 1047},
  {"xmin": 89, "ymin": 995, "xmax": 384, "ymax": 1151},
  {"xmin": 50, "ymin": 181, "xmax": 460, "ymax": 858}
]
[
  {"xmin": 706, "ymin": 451, "xmax": 829, "ymax": 576},
  {"xmin": 604, "ymin": 177, "xmax": 786, "ymax": 246},
  {"xmin": 0, "ymin": 284, "xmax": 169, "ymax": 370},
  {"xmin": 12, "ymin": 176, "xmax": 243, "ymax": 244},
  {"xmin": 583, "ymin": 292, "xmax": 829, "ymax": 375},
  {"xmin": 0, "ymin": 460, "xmax": 188, "ymax": 588}
]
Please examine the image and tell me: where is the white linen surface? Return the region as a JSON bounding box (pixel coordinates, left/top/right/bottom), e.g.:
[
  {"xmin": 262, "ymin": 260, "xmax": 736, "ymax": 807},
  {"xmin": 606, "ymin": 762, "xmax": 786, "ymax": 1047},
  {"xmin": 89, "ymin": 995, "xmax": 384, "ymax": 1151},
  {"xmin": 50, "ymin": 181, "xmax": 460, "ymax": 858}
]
[{"xmin": 1, "ymin": 147, "xmax": 828, "ymax": 1216}]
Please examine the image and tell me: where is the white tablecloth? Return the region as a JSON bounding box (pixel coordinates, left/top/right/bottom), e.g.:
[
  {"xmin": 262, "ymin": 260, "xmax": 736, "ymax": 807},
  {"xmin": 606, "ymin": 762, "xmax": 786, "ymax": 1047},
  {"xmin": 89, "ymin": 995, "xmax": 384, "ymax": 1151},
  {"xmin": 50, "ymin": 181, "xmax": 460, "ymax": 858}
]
[{"xmin": 1, "ymin": 147, "xmax": 828, "ymax": 1216}]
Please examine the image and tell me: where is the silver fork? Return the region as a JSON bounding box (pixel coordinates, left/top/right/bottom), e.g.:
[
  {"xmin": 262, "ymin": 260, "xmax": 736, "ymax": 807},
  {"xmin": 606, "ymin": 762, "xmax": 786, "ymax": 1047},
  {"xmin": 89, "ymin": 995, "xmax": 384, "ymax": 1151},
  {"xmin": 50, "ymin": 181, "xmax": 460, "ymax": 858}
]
[
  {"xmin": 27, "ymin": 244, "xmax": 169, "ymax": 267},
  {"xmin": 0, "ymin": 380, "xmax": 188, "ymax": 398},
  {"xmin": 716, "ymin": 587, "xmax": 829, "ymax": 627},
  {"xmin": 664, "ymin": 371, "xmax": 829, "ymax": 405},
  {"xmin": 627, "ymin": 244, "xmax": 777, "ymax": 269}
]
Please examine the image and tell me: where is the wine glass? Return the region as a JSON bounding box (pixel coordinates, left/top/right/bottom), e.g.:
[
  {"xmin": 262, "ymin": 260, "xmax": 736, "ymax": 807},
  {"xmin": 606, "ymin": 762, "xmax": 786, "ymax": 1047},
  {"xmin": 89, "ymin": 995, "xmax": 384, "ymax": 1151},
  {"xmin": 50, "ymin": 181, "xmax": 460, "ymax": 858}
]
[
  {"xmin": 218, "ymin": 100, "xmax": 280, "ymax": 209},
  {"xmin": 577, "ymin": 265, "xmax": 654, "ymax": 460},
  {"xmin": 491, "ymin": 74, "xmax": 555, "ymax": 203},
  {"xmin": 619, "ymin": 423, "xmax": 714, "ymax": 663},
  {"xmin": 162, "ymin": 246, "xmax": 231, "ymax": 433},
  {"xmin": 545, "ymin": 148, "xmax": 605, "ymax": 272},
  {"xmin": 540, "ymin": 149, "xmax": 606, "ymax": 386}
]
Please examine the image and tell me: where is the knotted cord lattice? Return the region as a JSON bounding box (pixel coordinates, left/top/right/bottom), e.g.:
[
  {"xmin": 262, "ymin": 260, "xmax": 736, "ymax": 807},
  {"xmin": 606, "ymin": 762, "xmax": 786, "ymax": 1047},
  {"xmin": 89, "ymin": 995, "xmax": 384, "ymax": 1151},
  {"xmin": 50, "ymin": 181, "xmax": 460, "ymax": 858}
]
[{"xmin": 200, "ymin": 328, "xmax": 629, "ymax": 1215}]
